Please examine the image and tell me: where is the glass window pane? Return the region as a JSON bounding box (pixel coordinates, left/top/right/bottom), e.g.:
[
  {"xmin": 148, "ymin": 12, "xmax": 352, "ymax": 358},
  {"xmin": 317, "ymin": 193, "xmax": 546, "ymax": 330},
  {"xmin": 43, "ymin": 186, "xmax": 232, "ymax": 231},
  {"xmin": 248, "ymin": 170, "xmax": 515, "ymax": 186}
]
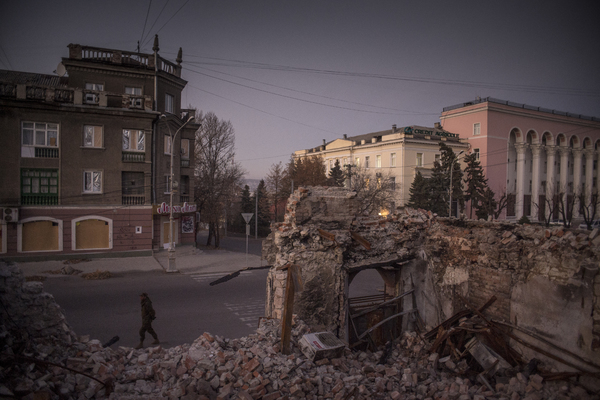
[
  {"xmin": 50, "ymin": 178, "xmax": 57, "ymax": 185},
  {"xmin": 48, "ymin": 131, "xmax": 57, "ymax": 147},
  {"xmin": 122, "ymin": 130, "xmax": 130, "ymax": 150},
  {"xmin": 137, "ymin": 131, "xmax": 145, "ymax": 151},
  {"xmin": 84, "ymin": 126, "xmax": 94, "ymax": 146},
  {"xmin": 41, "ymin": 178, "xmax": 48, "ymax": 185},
  {"xmin": 50, "ymin": 187, "xmax": 57, "ymax": 193},
  {"xmin": 23, "ymin": 186, "xmax": 31, "ymax": 194},
  {"xmin": 32, "ymin": 178, "xmax": 40, "ymax": 193},
  {"xmin": 94, "ymin": 128, "xmax": 102, "ymax": 147},
  {"xmin": 23, "ymin": 122, "xmax": 34, "ymax": 129},
  {"xmin": 23, "ymin": 129, "xmax": 33, "ymax": 145},
  {"xmin": 35, "ymin": 130, "xmax": 46, "ymax": 145},
  {"xmin": 85, "ymin": 172, "xmax": 92, "ymax": 192},
  {"xmin": 41, "ymin": 186, "xmax": 49, "ymax": 193},
  {"xmin": 35, "ymin": 123, "xmax": 46, "ymax": 130},
  {"xmin": 23, "ymin": 178, "xmax": 31, "ymax": 185},
  {"xmin": 93, "ymin": 172, "xmax": 101, "ymax": 192}
]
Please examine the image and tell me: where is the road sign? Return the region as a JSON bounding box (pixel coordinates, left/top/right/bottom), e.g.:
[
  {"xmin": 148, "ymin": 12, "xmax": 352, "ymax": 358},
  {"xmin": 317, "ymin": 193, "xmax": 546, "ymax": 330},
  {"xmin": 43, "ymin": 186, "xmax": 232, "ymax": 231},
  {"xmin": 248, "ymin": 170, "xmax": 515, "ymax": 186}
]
[{"xmin": 241, "ymin": 213, "xmax": 254, "ymax": 224}]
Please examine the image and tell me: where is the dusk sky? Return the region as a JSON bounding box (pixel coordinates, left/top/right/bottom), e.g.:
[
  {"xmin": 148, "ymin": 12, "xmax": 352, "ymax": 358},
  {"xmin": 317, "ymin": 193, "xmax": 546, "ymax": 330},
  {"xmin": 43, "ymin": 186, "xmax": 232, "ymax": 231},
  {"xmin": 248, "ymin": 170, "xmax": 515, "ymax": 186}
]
[{"xmin": 1, "ymin": 1, "xmax": 599, "ymax": 179}]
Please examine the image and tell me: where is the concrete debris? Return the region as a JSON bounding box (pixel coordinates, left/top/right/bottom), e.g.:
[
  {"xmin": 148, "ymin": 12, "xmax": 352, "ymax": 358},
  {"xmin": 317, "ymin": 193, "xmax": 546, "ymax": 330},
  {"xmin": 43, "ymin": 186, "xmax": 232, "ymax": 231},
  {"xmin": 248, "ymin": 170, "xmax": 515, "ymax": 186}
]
[
  {"xmin": 81, "ymin": 270, "xmax": 113, "ymax": 280},
  {"xmin": 2, "ymin": 262, "xmax": 598, "ymax": 399}
]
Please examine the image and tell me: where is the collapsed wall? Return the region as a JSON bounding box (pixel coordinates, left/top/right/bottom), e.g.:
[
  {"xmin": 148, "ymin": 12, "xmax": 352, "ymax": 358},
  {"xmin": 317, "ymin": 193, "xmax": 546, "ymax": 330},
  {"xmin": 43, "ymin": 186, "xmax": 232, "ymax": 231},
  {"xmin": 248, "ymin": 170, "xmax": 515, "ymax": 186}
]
[{"xmin": 263, "ymin": 187, "xmax": 600, "ymax": 370}]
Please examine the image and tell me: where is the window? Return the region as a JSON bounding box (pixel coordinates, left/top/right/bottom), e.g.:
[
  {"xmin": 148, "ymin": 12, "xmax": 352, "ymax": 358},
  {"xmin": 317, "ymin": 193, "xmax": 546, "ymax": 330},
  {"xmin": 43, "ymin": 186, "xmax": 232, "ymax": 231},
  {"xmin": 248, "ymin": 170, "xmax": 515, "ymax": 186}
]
[
  {"xmin": 125, "ymin": 87, "xmax": 142, "ymax": 95},
  {"xmin": 376, "ymin": 155, "xmax": 382, "ymax": 168},
  {"xmin": 390, "ymin": 176, "xmax": 396, "ymax": 191},
  {"xmin": 390, "ymin": 153, "xmax": 396, "ymax": 167},
  {"xmin": 164, "ymin": 175, "xmax": 172, "ymax": 194},
  {"xmin": 180, "ymin": 175, "xmax": 189, "ymax": 195},
  {"xmin": 165, "ymin": 93, "xmax": 174, "ymax": 113},
  {"xmin": 86, "ymin": 83, "xmax": 104, "ymax": 91},
  {"xmin": 473, "ymin": 123, "xmax": 481, "ymax": 136},
  {"xmin": 18, "ymin": 217, "xmax": 63, "ymax": 252},
  {"xmin": 343, "ymin": 158, "xmax": 348, "ymax": 166},
  {"xmin": 164, "ymin": 135, "xmax": 172, "ymax": 155},
  {"xmin": 329, "ymin": 159, "xmax": 334, "ymax": 169},
  {"xmin": 122, "ymin": 130, "xmax": 145, "ymax": 151},
  {"xmin": 181, "ymin": 139, "xmax": 190, "ymax": 159},
  {"xmin": 83, "ymin": 125, "xmax": 103, "ymax": 148},
  {"xmin": 365, "ymin": 156, "xmax": 370, "ymax": 168},
  {"xmin": 416, "ymin": 153, "xmax": 423, "ymax": 167},
  {"xmin": 355, "ymin": 157, "xmax": 360, "ymax": 167},
  {"xmin": 21, "ymin": 169, "xmax": 58, "ymax": 204},
  {"xmin": 85, "ymin": 83, "xmax": 103, "ymax": 104},
  {"xmin": 474, "ymin": 148, "xmax": 480, "ymax": 160},
  {"xmin": 72, "ymin": 216, "xmax": 112, "ymax": 250},
  {"xmin": 22, "ymin": 122, "xmax": 58, "ymax": 147},
  {"xmin": 83, "ymin": 171, "xmax": 102, "ymax": 193}
]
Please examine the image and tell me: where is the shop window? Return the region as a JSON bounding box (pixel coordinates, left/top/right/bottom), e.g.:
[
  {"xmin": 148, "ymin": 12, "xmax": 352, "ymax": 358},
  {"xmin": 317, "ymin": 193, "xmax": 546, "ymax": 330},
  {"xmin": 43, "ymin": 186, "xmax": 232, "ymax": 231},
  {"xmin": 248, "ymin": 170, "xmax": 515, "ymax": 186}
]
[
  {"xmin": 72, "ymin": 216, "xmax": 112, "ymax": 250},
  {"xmin": 18, "ymin": 217, "xmax": 62, "ymax": 252}
]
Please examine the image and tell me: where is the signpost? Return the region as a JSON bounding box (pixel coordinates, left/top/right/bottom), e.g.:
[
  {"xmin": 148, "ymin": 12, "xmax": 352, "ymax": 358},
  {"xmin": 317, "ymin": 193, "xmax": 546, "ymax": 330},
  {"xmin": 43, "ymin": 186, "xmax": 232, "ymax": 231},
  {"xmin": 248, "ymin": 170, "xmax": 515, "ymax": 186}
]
[{"xmin": 241, "ymin": 213, "xmax": 254, "ymax": 267}]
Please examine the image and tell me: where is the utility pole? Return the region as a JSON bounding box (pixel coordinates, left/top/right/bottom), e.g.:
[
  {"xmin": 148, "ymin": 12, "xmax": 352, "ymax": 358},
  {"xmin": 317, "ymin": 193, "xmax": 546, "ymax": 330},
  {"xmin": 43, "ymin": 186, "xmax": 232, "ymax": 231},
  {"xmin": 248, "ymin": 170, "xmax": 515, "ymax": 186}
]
[{"xmin": 255, "ymin": 186, "xmax": 258, "ymax": 239}]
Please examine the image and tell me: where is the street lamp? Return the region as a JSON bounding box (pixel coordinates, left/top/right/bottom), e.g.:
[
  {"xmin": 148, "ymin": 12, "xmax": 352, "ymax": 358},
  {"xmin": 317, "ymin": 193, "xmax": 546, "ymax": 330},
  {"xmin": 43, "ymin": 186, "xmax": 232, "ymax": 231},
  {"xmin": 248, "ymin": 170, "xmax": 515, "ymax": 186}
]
[
  {"xmin": 449, "ymin": 150, "xmax": 464, "ymax": 218},
  {"xmin": 161, "ymin": 114, "xmax": 195, "ymax": 272}
]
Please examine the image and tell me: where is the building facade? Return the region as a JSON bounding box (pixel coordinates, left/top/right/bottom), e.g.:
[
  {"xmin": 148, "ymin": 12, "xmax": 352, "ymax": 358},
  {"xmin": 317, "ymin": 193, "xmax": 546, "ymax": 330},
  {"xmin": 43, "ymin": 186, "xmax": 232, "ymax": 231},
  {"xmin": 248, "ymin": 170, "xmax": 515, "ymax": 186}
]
[
  {"xmin": 294, "ymin": 125, "xmax": 468, "ymax": 210},
  {"xmin": 0, "ymin": 38, "xmax": 199, "ymax": 259},
  {"xmin": 440, "ymin": 97, "xmax": 600, "ymax": 221}
]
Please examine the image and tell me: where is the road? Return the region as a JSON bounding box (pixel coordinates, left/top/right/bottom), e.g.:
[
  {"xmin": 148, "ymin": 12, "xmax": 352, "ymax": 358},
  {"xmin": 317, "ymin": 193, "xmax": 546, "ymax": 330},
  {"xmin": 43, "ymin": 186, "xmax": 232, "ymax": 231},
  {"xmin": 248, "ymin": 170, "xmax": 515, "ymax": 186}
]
[{"xmin": 44, "ymin": 267, "xmax": 269, "ymax": 348}]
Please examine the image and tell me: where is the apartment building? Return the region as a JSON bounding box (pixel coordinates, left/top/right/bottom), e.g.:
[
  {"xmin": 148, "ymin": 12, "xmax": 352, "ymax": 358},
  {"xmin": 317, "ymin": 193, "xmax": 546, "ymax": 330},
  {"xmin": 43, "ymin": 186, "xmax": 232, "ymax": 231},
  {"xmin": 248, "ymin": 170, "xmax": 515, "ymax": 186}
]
[
  {"xmin": 440, "ymin": 97, "xmax": 600, "ymax": 221},
  {"xmin": 0, "ymin": 37, "xmax": 199, "ymax": 259},
  {"xmin": 294, "ymin": 125, "xmax": 468, "ymax": 210}
]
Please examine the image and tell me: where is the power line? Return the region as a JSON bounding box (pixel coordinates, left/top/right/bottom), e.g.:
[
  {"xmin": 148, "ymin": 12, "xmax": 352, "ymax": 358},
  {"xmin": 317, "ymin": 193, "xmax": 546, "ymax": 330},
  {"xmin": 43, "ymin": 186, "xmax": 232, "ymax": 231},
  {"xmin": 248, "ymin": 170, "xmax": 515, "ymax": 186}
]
[
  {"xmin": 139, "ymin": 0, "xmax": 153, "ymax": 52},
  {"xmin": 141, "ymin": 0, "xmax": 171, "ymax": 47}
]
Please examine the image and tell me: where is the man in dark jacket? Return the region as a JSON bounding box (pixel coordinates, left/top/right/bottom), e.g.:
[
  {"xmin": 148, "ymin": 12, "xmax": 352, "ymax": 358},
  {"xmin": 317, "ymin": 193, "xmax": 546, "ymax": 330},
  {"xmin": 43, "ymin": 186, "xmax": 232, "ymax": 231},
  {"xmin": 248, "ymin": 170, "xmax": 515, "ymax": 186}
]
[{"xmin": 135, "ymin": 292, "xmax": 159, "ymax": 349}]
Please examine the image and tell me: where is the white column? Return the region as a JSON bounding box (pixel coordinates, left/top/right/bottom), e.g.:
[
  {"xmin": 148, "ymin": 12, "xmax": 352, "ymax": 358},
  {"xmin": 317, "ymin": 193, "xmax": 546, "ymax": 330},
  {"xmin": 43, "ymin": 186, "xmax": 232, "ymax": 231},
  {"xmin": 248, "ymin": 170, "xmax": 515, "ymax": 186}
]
[
  {"xmin": 530, "ymin": 144, "xmax": 542, "ymax": 221},
  {"xmin": 545, "ymin": 146, "xmax": 556, "ymax": 220},
  {"xmin": 584, "ymin": 150, "xmax": 595, "ymax": 199},
  {"xmin": 515, "ymin": 143, "xmax": 528, "ymax": 219},
  {"xmin": 572, "ymin": 149, "xmax": 583, "ymax": 218},
  {"xmin": 558, "ymin": 147, "xmax": 570, "ymax": 208}
]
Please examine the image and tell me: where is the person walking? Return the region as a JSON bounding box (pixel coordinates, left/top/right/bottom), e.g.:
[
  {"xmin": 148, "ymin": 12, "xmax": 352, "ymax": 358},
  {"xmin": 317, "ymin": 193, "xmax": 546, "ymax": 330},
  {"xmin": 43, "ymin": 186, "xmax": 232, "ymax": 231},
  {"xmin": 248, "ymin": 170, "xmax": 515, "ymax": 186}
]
[{"xmin": 135, "ymin": 292, "xmax": 159, "ymax": 349}]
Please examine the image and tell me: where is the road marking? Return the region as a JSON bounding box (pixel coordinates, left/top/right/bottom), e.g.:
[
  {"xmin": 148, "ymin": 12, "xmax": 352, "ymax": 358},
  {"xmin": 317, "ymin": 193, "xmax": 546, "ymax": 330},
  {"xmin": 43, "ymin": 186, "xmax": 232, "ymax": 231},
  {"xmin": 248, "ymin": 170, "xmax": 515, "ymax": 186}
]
[{"xmin": 224, "ymin": 299, "xmax": 265, "ymax": 328}]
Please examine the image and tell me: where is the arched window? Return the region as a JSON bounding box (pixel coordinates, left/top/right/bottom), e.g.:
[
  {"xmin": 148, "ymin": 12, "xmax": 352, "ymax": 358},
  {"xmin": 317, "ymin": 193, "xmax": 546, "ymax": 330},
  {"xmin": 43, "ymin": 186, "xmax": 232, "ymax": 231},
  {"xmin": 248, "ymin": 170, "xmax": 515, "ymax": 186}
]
[
  {"xmin": 71, "ymin": 216, "xmax": 112, "ymax": 250},
  {"xmin": 18, "ymin": 217, "xmax": 63, "ymax": 252}
]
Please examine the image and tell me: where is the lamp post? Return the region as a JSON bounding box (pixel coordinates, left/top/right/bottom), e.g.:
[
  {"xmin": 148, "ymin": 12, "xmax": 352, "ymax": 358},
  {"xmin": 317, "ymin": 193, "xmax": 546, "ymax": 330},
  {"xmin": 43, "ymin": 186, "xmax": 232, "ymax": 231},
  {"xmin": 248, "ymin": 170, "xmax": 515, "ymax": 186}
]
[
  {"xmin": 161, "ymin": 114, "xmax": 194, "ymax": 272},
  {"xmin": 449, "ymin": 150, "xmax": 464, "ymax": 218}
]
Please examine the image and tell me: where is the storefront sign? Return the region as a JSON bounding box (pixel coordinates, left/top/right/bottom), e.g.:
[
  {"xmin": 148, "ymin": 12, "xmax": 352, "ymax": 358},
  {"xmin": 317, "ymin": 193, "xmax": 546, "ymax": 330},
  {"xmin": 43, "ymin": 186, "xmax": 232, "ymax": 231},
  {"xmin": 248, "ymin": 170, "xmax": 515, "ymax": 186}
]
[
  {"xmin": 153, "ymin": 202, "xmax": 197, "ymax": 215},
  {"xmin": 402, "ymin": 126, "xmax": 459, "ymax": 138}
]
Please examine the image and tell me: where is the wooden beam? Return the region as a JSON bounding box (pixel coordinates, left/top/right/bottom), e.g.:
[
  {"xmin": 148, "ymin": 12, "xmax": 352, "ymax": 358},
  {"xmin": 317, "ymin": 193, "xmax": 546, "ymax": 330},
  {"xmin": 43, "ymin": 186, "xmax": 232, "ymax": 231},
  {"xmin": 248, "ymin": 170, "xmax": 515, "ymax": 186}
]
[
  {"xmin": 350, "ymin": 289, "xmax": 414, "ymax": 319},
  {"xmin": 350, "ymin": 231, "xmax": 371, "ymax": 250},
  {"xmin": 280, "ymin": 264, "xmax": 302, "ymax": 355},
  {"xmin": 318, "ymin": 229, "xmax": 336, "ymax": 242}
]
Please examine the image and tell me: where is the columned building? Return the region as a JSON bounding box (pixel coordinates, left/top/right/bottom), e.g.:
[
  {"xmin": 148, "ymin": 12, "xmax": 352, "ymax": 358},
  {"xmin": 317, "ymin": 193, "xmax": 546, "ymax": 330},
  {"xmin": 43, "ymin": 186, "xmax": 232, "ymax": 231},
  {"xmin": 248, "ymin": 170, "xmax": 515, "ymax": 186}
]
[
  {"xmin": 441, "ymin": 98, "xmax": 600, "ymax": 221},
  {"xmin": 294, "ymin": 125, "xmax": 468, "ymax": 212}
]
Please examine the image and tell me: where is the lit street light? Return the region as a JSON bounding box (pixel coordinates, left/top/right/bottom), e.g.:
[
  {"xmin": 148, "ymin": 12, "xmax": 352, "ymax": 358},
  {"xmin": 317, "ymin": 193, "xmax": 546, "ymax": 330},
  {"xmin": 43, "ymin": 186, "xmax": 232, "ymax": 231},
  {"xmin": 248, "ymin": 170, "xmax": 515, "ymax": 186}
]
[
  {"xmin": 161, "ymin": 114, "xmax": 195, "ymax": 272},
  {"xmin": 449, "ymin": 150, "xmax": 464, "ymax": 218}
]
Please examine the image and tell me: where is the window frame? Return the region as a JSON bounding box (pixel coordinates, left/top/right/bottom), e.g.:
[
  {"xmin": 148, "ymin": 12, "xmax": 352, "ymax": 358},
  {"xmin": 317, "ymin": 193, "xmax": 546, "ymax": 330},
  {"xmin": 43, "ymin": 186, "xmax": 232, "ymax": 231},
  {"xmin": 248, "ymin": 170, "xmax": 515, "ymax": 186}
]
[
  {"xmin": 83, "ymin": 125, "xmax": 103, "ymax": 148},
  {"xmin": 365, "ymin": 156, "xmax": 370, "ymax": 168},
  {"xmin": 83, "ymin": 170, "xmax": 103, "ymax": 194},
  {"xmin": 473, "ymin": 122, "xmax": 481, "ymax": 136},
  {"xmin": 376, "ymin": 155, "xmax": 382, "ymax": 168},
  {"xmin": 21, "ymin": 168, "xmax": 59, "ymax": 197},
  {"xmin": 164, "ymin": 175, "xmax": 173, "ymax": 194},
  {"xmin": 180, "ymin": 138, "xmax": 190, "ymax": 160},
  {"xmin": 71, "ymin": 215, "xmax": 113, "ymax": 251},
  {"xmin": 416, "ymin": 153, "xmax": 423, "ymax": 167},
  {"xmin": 390, "ymin": 153, "xmax": 396, "ymax": 167},
  {"xmin": 165, "ymin": 93, "xmax": 174, "ymax": 114},
  {"xmin": 355, "ymin": 157, "xmax": 360, "ymax": 168},
  {"xmin": 125, "ymin": 86, "xmax": 142, "ymax": 95},
  {"xmin": 17, "ymin": 216, "xmax": 64, "ymax": 253},
  {"xmin": 22, "ymin": 122, "xmax": 59, "ymax": 148},
  {"xmin": 390, "ymin": 176, "xmax": 396, "ymax": 191},
  {"xmin": 122, "ymin": 129, "xmax": 145, "ymax": 152},
  {"xmin": 474, "ymin": 148, "xmax": 480, "ymax": 160},
  {"xmin": 164, "ymin": 135, "xmax": 172, "ymax": 155}
]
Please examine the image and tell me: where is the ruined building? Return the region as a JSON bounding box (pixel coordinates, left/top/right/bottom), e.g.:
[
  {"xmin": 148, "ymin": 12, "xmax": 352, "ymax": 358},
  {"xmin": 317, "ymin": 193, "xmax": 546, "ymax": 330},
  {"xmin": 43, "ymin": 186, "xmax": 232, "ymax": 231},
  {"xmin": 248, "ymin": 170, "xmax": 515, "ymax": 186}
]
[{"xmin": 263, "ymin": 187, "xmax": 600, "ymax": 372}]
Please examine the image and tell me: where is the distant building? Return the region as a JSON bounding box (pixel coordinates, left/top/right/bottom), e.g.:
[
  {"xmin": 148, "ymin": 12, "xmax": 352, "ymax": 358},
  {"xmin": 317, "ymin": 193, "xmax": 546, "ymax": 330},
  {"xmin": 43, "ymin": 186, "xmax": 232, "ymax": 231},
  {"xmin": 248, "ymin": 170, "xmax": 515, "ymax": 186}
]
[
  {"xmin": 294, "ymin": 125, "xmax": 468, "ymax": 211},
  {"xmin": 0, "ymin": 37, "xmax": 199, "ymax": 259},
  {"xmin": 441, "ymin": 97, "xmax": 600, "ymax": 221}
]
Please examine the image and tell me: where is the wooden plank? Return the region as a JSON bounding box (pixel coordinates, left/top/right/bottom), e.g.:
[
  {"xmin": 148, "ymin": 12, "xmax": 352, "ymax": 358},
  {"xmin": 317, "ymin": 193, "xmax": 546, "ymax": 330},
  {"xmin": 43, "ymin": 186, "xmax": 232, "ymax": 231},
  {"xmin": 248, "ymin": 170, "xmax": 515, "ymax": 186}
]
[
  {"xmin": 350, "ymin": 289, "xmax": 414, "ymax": 319},
  {"xmin": 350, "ymin": 231, "xmax": 371, "ymax": 250},
  {"xmin": 318, "ymin": 229, "xmax": 336, "ymax": 242}
]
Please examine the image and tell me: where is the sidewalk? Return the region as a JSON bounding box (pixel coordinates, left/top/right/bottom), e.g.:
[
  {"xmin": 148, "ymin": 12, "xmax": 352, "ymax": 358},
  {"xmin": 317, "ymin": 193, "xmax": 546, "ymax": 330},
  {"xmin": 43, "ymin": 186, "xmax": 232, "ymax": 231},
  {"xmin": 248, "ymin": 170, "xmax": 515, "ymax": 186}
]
[{"xmin": 17, "ymin": 245, "xmax": 265, "ymax": 277}]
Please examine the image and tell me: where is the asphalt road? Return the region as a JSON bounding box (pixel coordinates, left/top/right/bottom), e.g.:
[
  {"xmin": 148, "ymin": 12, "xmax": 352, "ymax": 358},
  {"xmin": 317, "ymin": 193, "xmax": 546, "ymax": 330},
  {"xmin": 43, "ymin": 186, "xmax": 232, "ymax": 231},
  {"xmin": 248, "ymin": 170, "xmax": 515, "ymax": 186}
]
[{"xmin": 43, "ymin": 267, "xmax": 270, "ymax": 348}]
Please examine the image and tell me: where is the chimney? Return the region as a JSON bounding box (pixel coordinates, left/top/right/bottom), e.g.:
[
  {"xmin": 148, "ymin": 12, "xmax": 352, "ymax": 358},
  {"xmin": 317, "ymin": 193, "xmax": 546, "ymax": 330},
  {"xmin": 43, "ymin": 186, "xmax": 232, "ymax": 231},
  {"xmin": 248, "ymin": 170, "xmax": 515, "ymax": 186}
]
[
  {"xmin": 322, "ymin": 139, "xmax": 326, "ymax": 146},
  {"xmin": 434, "ymin": 122, "xmax": 441, "ymax": 129},
  {"xmin": 343, "ymin": 134, "xmax": 347, "ymax": 139},
  {"xmin": 392, "ymin": 124, "xmax": 397, "ymax": 133}
]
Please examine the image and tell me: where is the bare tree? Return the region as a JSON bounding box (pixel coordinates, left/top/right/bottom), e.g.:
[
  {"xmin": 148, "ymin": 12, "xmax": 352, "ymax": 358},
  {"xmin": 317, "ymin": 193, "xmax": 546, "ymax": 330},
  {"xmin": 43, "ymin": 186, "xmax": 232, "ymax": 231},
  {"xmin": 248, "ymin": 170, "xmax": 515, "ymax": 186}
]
[
  {"xmin": 556, "ymin": 186, "xmax": 575, "ymax": 228},
  {"xmin": 349, "ymin": 167, "xmax": 395, "ymax": 216},
  {"xmin": 194, "ymin": 111, "xmax": 245, "ymax": 248},
  {"xmin": 266, "ymin": 161, "xmax": 289, "ymax": 223},
  {"xmin": 578, "ymin": 189, "xmax": 599, "ymax": 229}
]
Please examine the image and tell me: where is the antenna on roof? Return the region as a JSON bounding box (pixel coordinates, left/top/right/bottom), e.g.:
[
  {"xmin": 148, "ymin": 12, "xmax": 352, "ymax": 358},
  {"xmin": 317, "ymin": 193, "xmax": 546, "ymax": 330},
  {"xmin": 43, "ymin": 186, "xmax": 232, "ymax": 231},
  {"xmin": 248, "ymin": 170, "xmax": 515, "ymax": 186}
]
[{"xmin": 55, "ymin": 62, "xmax": 66, "ymax": 77}]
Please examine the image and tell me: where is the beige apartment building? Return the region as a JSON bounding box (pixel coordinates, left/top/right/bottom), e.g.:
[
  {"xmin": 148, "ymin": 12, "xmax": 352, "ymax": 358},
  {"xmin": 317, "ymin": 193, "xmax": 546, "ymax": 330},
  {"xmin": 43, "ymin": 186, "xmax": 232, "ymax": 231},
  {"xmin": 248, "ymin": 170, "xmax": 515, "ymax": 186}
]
[{"xmin": 294, "ymin": 124, "xmax": 469, "ymax": 209}]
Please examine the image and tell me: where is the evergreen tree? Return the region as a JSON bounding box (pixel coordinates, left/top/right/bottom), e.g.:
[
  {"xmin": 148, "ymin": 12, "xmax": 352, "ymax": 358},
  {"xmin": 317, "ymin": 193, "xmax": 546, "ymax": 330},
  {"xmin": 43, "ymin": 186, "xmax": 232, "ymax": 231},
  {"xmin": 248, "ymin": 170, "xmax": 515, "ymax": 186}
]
[
  {"xmin": 407, "ymin": 171, "xmax": 431, "ymax": 210},
  {"xmin": 252, "ymin": 179, "xmax": 271, "ymax": 236},
  {"xmin": 266, "ymin": 162, "xmax": 289, "ymax": 222},
  {"xmin": 427, "ymin": 143, "xmax": 464, "ymax": 217},
  {"xmin": 327, "ymin": 159, "xmax": 345, "ymax": 187},
  {"xmin": 463, "ymin": 153, "xmax": 489, "ymax": 219}
]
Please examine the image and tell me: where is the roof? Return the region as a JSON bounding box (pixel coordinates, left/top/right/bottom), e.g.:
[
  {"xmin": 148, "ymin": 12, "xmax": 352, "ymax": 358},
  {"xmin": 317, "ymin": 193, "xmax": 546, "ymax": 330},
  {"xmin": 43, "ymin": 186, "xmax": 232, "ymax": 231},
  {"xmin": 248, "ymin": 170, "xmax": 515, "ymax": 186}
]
[{"xmin": 0, "ymin": 69, "xmax": 69, "ymax": 88}]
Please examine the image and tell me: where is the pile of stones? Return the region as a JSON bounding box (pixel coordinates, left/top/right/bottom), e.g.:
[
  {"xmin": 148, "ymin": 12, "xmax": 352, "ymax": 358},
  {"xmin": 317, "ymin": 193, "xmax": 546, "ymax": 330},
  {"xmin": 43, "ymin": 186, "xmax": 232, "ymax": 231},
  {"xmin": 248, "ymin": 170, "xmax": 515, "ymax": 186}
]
[{"xmin": 1, "ymin": 262, "xmax": 596, "ymax": 399}]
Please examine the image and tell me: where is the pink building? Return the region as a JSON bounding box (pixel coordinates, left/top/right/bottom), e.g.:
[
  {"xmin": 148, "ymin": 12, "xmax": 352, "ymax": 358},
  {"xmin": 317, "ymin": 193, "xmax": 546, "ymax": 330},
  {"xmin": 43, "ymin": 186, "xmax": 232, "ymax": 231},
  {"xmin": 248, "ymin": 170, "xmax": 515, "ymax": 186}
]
[{"xmin": 440, "ymin": 98, "xmax": 600, "ymax": 221}]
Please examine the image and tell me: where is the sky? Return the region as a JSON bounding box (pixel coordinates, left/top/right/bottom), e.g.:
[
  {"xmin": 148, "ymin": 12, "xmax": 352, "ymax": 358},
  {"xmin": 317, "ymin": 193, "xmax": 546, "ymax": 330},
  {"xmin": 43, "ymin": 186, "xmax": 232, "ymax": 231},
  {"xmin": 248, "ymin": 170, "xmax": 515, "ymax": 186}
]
[{"xmin": 1, "ymin": 1, "xmax": 599, "ymax": 179}]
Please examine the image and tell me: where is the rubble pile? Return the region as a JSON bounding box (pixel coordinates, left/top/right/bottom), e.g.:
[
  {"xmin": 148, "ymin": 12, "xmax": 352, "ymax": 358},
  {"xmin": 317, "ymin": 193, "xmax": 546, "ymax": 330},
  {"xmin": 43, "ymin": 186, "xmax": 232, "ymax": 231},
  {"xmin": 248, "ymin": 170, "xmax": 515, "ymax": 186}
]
[{"xmin": 1, "ymin": 263, "xmax": 598, "ymax": 399}]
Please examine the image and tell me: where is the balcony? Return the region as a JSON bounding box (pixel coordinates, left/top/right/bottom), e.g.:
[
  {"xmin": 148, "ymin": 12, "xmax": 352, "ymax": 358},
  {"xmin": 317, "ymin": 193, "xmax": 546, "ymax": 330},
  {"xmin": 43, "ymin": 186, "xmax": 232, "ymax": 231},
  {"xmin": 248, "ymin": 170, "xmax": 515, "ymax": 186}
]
[
  {"xmin": 180, "ymin": 195, "xmax": 190, "ymax": 203},
  {"xmin": 122, "ymin": 152, "xmax": 145, "ymax": 162},
  {"xmin": 122, "ymin": 195, "xmax": 145, "ymax": 205},
  {"xmin": 21, "ymin": 194, "xmax": 58, "ymax": 206},
  {"xmin": 35, "ymin": 147, "xmax": 59, "ymax": 158},
  {"xmin": 181, "ymin": 159, "xmax": 190, "ymax": 168}
]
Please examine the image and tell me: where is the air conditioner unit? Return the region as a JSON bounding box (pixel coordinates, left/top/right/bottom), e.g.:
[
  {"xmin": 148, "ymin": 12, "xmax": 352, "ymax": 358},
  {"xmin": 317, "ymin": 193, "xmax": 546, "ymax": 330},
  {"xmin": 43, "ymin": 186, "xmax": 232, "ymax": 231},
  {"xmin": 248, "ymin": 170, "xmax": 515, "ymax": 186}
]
[{"xmin": 3, "ymin": 208, "xmax": 19, "ymax": 223}]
